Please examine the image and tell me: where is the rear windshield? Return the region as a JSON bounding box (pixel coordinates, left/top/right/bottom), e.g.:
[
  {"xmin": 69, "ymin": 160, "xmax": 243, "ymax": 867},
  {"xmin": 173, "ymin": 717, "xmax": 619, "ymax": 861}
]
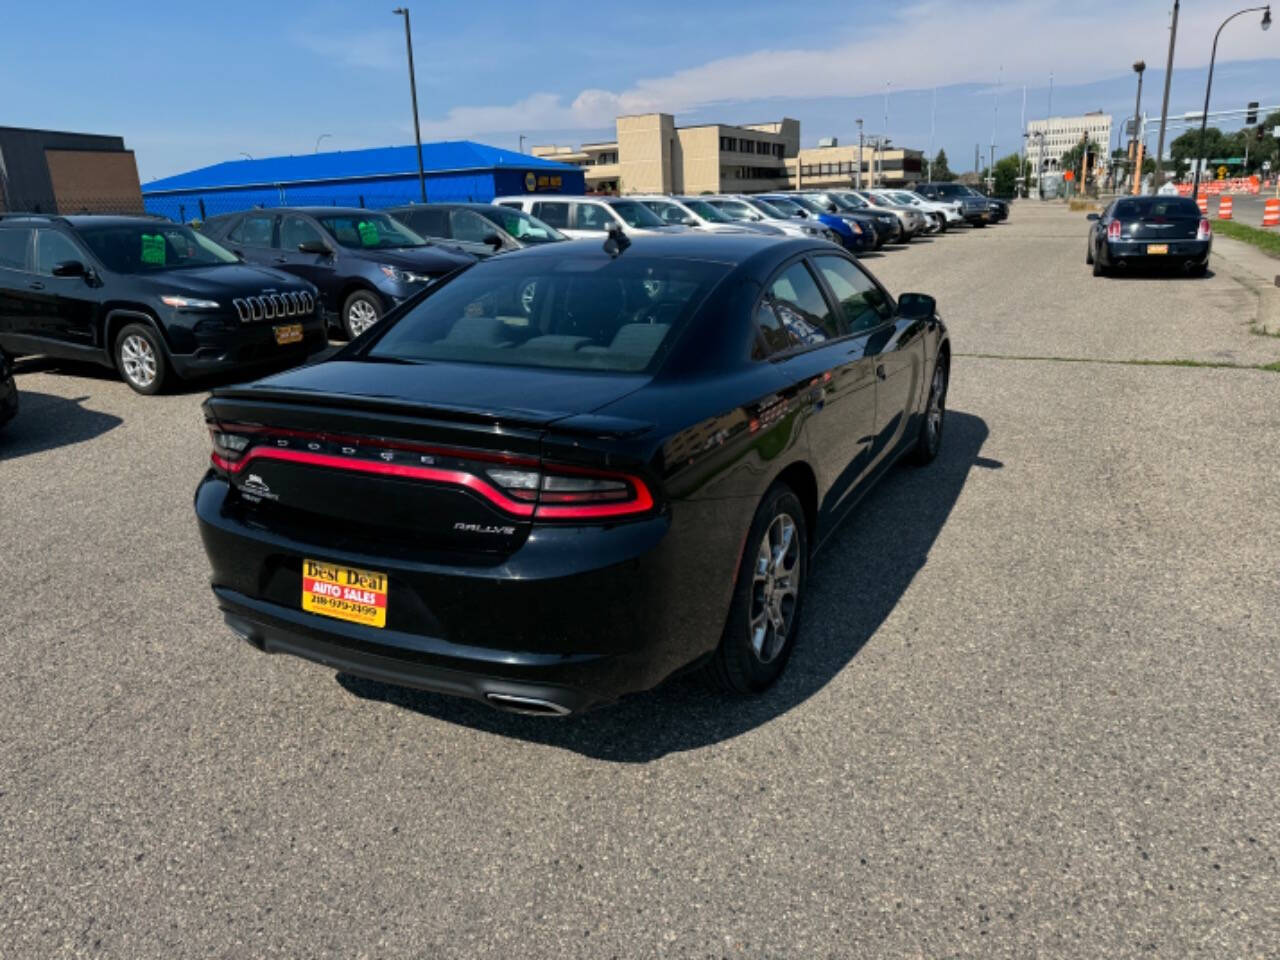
[
  {"xmin": 366, "ymin": 255, "xmax": 731, "ymax": 373},
  {"xmin": 1113, "ymin": 198, "xmax": 1200, "ymax": 218}
]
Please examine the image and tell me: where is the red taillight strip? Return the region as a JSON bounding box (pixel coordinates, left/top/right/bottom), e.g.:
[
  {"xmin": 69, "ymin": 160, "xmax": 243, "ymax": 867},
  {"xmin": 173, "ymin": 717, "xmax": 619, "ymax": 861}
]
[
  {"xmin": 211, "ymin": 446, "xmax": 655, "ymax": 520},
  {"xmin": 213, "ymin": 446, "xmax": 535, "ymax": 517}
]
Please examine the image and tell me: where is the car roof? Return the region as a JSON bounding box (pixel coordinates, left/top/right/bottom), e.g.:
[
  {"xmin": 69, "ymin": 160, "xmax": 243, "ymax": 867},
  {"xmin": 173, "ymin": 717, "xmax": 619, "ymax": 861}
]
[
  {"xmin": 493, "ymin": 232, "xmax": 816, "ymax": 265},
  {"xmin": 387, "ymin": 202, "xmax": 515, "ymax": 215}
]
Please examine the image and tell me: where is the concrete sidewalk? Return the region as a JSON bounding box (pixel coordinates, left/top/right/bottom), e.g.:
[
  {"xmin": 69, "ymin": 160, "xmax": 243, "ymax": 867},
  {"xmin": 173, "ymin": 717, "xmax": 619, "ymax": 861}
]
[{"xmin": 1210, "ymin": 233, "xmax": 1280, "ymax": 336}]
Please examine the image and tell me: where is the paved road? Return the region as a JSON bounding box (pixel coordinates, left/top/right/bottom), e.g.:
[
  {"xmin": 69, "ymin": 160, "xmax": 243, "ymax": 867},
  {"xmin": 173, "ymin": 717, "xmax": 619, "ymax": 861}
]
[
  {"xmin": 1221, "ymin": 192, "xmax": 1277, "ymax": 228},
  {"xmin": 2, "ymin": 205, "xmax": 1278, "ymax": 958}
]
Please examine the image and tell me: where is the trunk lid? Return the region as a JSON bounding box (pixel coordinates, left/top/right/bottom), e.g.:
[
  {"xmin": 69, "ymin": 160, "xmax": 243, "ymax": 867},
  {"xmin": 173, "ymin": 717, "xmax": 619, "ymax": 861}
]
[
  {"xmin": 205, "ymin": 360, "xmax": 653, "ymax": 559},
  {"xmin": 1124, "ymin": 213, "xmax": 1200, "ymax": 241}
]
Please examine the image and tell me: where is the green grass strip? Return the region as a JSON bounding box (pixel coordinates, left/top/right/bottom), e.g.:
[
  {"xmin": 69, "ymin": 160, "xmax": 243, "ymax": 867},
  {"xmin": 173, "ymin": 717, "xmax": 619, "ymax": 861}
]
[{"xmin": 1214, "ymin": 218, "xmax": 1280, "ymax": 257}]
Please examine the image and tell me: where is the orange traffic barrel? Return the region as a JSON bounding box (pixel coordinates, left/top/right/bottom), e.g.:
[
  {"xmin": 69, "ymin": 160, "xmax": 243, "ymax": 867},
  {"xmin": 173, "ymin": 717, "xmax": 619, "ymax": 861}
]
[
  {"xmin": 1218, "ymin": 195, "xmax": 1233, "ymax": 220},
  {"xmin": 1264, "ymin": 198, "xmax": 1280, "ymax": 229},
  {"xmin": 1196, "ymin": 195, "xmax": 1209, "ymax": 215}
]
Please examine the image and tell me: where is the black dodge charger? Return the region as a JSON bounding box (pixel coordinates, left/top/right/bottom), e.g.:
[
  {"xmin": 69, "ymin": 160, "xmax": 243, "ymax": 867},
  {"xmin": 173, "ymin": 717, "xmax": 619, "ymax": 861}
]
[{"xmin": 195, "ymin": 233, "xmax": 950, "ymax": 715}]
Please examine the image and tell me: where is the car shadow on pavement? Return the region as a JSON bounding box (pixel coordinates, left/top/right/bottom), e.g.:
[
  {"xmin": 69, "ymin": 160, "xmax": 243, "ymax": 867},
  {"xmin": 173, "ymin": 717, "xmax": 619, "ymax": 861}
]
[
  {"xmin": 338, "ymin": 411, "xmax": 992, "ymax": 763},
  {"xmin": 0, "ymin": 391, "xmax": 122, "ymax": 460}
]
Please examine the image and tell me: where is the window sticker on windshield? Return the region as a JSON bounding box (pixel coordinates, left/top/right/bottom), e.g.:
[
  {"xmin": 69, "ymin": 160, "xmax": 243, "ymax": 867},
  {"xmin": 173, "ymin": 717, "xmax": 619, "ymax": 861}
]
[
  {"xmin": 140, "ymin": 233, "xmax": 166, "ymax": 265},
  {"xmin": 357, "ymin": 220, "xmax": 380, "ymax": 247}
]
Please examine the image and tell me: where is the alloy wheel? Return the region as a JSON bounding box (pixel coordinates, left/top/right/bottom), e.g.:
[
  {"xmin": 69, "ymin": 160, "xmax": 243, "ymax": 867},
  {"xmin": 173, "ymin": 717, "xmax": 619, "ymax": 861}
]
[
  {"xmin": 926, "ymin": 364, "xmax": 946, "ymax": 451},
  {"xmin": 120, "ymin": 334, "xmax": 157, "ymax": 389},
  {"xmin": 749, "ymin": 512, "xmax": 802, "ymax": 663},
  {"xmin": 347, "ymin": 299, "xmax": 379, "ymax": 337}
]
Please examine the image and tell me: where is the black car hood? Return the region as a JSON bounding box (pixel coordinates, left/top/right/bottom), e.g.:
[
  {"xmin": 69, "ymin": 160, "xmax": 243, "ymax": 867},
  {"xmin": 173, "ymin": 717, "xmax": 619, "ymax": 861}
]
[
  {"xmin": 129, "ymin": 263, "xmax": 311, "ymax": 297},
  {"xmin": 360, "ymin": 246, "xmax": 475, "ymax": 273},
  {"xmin": 234, "ymin": 359, "xmax": 650, "ymax": 427}
]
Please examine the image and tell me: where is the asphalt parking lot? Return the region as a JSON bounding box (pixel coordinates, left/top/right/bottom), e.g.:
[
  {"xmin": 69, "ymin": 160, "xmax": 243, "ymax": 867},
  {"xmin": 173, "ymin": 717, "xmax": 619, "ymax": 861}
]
[{"xmin": 3, "ymin": 204, "xmax": 1278, "ymax": 958}]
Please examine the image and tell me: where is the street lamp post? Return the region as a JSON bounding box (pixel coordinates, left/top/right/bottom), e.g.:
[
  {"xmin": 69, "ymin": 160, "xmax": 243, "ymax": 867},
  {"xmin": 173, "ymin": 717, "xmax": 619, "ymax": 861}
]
[
  {"xmin": 856, "ymin": 118, "xmax": 864, "ymax": 188},
  {"xmin": 392, "ymin": 6, "xmax": 427, "ymax": 202},
  {"xmin": 1193, "ymin": 4, "xmax": 1271, "ymax": 199},
  {"xmin": 314, "ymin": 133, "xmax": 332, "ymax": 154},
  {"xmin": 1130, "ymin": 60, "xmax": 1146, "ymax": 195}
]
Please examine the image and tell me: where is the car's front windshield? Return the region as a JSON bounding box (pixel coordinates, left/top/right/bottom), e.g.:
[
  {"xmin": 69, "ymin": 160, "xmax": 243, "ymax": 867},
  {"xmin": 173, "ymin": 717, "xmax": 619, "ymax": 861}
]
[
  {"xmin": 610, "ymin": 200, "xmax": 667, "ymax": 229},
  {"xmin": 891, "ymin": 192, "xmax": 918, "ymax": 204},
  {"xmin": 78, "ymin": 222, "xmax": 240, "ymax": 273},
  {"xmin": 366, "ymin": 254, "xmax": 732, "ymax": 373},
  {"xmin": 781, "ymin": 195, "xmax": 826, "ymax": 216},
  {"xmin": 681, "ymin": 199, "xmax": 732, "ymax": 223},
  {"xmin": 835, "ymin": 192, "xmax": 868, "ymax": 208},
  {"xmin": 762, "ymin": 197, "xmax": 808, "ymax": 217},
  {"xmin": 817, "ymin": 194, "xmax": 860, "ymax": 212},
  {"xmin": 488, "ymin": 208, "xmax": 565, "ymax": 244},
  {"xmin": 316, "ymin": 213, "xmax": 427, "ymax": 250},
  {"xmin": 743, "ymin": 198, "xmax": 788, "ymax": 219},
  {"xmin": 713, "ymin": 199, "xmax": 764, "ymax": 221}
]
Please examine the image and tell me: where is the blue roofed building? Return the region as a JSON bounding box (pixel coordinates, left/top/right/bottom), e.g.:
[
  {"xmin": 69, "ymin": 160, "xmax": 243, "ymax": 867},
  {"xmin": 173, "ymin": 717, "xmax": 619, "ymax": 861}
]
[{"xmin": 141, "ymin": 141, "xmax": 585, "ymax": 222}]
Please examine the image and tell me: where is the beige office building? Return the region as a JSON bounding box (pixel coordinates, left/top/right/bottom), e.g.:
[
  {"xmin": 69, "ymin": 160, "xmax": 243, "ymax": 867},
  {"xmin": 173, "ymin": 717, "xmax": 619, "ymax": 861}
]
[
  {"xmin": 795, "ymin": 143, "xmax": 925, "ymax": 189},
  {"xmin": 1026, "ymin": 111, "xmax": 1112, "ymax": 174},
  {"xmin": 534, "ymin": 113, "xmax": 799, "ymax": 195}
]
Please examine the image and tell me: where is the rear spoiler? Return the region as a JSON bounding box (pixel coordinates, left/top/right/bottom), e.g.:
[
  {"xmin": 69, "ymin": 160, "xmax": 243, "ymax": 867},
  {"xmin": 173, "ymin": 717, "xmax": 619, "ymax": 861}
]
[{"xmin": 204, "ymin": 386, "xmax": 654, "ymax": 439}]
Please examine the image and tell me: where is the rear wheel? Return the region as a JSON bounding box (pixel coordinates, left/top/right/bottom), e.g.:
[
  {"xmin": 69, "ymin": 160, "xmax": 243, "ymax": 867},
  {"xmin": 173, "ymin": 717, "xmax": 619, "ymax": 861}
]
[
  {"xmin": 1188, "ymin": 260, "xmax": 1208, "ymax": 277},
  {"xmin": 1092, "ymin": 251, "xmax": 1106, "ymax": 277},
  {"xmin": 704, "ymin": 485, "xmax": 808, "ymax": 695},
  {"xmin": 343, "ymin": 290, "xmax": 382, "ymax": 340},
  {"xmin": 114, "ymin": 323, "xmax": 169, "ymax": 395},
  {"xmin": 1085, "ymin": 239, "xmax": 1094, "ymax": 264}
]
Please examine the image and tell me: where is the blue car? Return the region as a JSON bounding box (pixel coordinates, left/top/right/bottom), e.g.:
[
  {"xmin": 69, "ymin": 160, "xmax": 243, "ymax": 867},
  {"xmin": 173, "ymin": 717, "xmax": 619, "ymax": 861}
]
[{"xmin": 758, "ymin": 194, "xmax": 875, "ymax": 254}]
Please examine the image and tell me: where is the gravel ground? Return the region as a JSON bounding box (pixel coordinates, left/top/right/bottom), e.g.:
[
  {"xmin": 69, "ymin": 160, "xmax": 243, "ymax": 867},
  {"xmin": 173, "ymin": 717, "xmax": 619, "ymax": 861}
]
[{"xmin": 2, "ymin": 204, "xmax": 1277, "ymax": 958}]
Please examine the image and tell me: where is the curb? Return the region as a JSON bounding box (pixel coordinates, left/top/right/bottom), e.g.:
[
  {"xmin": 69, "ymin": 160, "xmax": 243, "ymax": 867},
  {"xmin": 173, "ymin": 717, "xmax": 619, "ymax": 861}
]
[{"xmin": 1209, "ymin": 242, "xmax": 1280, "ymax": 336}]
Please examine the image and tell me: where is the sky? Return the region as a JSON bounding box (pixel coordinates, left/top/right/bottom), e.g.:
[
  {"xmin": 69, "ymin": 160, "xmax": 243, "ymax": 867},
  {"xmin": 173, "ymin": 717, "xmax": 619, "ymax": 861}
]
[{"xmin": 4, "ymin": 0, "xmax": 1278, "ymax": 180}]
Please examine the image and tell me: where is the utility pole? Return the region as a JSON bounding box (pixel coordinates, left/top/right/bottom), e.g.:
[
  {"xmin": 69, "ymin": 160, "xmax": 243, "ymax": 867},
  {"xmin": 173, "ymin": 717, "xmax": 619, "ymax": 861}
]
[
  {"xmin": 975, "ymin": 143, "xmax": 980, "ymax": 176},
  {"xmin": 1154, "ymin": 0, "xmax": 1180, "ymax": 188},
  {"xmin": 856, "ymin": 118, "xmax": 864, "ymax": 188},
  {"xmin": 928, "ymin": 87, "xmax": 937, "ymax": 182},
  {"xmin": 518, "ymin": 134, "xmax": 526, "ymax": 154},
  {"xmin": 392, "ymin": 7, "xmax": 427, "ymax": 203},
  {"xmin": 1019, "ymin": 84, "xmax": 1027, "ymax": 197},
  {"xmin": 1129, "ymin": 60, "xmax": 1146, "ymax": 192}
]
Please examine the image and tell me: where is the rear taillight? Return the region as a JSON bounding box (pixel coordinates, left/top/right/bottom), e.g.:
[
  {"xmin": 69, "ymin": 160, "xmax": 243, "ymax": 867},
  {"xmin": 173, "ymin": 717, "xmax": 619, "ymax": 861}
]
[
  {"xmin": 1107, "ymin": 220, "xmax": 1122, "ymax": 240},
  {"xmin": 1197, "ymin": 218, "xmax": 1212, "ymax": 241},
  {"xmin": 207, "ymin": 423, "xmax": 654, "ymax": 521}
]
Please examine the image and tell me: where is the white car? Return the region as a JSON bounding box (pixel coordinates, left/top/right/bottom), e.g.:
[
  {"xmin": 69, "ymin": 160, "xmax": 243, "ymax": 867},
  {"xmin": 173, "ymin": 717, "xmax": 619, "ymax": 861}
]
[
  {"xmin": 855, "ymin": 190, "xmax": 935, "ymax": 236},
  {"xmin": 631, "ymin": 194, "xmax": 762, "ymax": 235},
  {"xmin": 705, "ymin": 195, "xmax": 839, "ymax": 242},
  {"xmin": 493, "ymin": 195, "xmax": 689, "ymax": 240},
  {"xmin": 880, "ymin": 189, "xmax": 964, "ymax": 229}
]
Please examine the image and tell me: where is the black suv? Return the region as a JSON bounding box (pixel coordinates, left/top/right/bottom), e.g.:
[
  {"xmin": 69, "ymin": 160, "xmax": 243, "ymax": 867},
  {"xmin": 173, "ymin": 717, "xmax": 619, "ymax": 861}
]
[
  {"xmin": 387, "ymin": 203, "xmax": 567, "ymax": 259},
  {"xmin": 0, "ymin": 214, "xmax": 325, "ymax": 394},
  {"xmin": 200, "ymin": 207, "xmax": 473, "ymax": 339}
]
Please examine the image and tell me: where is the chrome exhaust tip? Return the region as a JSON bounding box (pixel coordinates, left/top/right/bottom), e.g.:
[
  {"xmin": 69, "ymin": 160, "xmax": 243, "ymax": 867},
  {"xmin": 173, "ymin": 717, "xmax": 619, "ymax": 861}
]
[{"xmin": 485, "ymin": 693, "xmax": 572, "ymax": 717}]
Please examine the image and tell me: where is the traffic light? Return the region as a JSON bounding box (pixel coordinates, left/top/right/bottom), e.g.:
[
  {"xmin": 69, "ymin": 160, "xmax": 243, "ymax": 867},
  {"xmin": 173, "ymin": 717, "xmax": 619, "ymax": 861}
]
[{"xmin": 1246, "ymin": 101, "xmax": 1259, "ymax": 124}]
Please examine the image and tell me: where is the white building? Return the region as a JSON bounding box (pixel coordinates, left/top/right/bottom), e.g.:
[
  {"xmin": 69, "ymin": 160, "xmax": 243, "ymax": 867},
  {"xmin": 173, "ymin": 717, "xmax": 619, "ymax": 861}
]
[{"xmin": 1026, "ymin": 112, "xmax": 1112, "ymax": 175}]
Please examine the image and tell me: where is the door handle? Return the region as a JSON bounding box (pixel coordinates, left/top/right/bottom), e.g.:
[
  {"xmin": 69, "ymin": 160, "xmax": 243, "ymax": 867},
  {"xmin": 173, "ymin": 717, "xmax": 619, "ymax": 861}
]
[
  {"xmin": 28, "ymin": 281, "xmax": 45, "ymax": 291},
  {"xmin": 876, "ymin": 364, "xmax": 887, "ymax": 380}
]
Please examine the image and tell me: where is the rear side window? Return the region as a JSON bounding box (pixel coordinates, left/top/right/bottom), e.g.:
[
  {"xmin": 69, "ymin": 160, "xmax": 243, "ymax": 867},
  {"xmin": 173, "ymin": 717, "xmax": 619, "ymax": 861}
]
[
  {"xmin": 279, "ymin": 215, "xmax": 325, "ymax": 251},
  {"xmin": 450, "ymin": 210, "xmax": 495, "ymax": 244},
  {"xmin": 531, "ymin": 202, "xmax": 569, "ymax": 228},
  {"xmin": 229, "ymin": 214, "xmax": 275, "ymax": 247},
  {"xmin": 1113, "ymin": 198, "xmax": 1200, "ymax": 218},
  {"xmin": 0, "ymin": 227, "xmax": 32, "ymax": 270},
  {"xmin": 813, "ymin": 255, "xmax": 892, "ymax": 334},
  {"xmin": 400, "ymin": 207, "xmax": 448, "ymax": 238},
  {"xmin": 755, "ymin": 260, "xmax": 839, "ymax": 355}
]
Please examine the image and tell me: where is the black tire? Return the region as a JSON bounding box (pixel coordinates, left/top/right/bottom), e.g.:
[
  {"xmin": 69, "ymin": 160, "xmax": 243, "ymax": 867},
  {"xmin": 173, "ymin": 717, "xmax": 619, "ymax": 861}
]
[
  {"xmin": 342, "ymin": 290, "xmax": 382, "ymax": 340},
  {"xmin": 1188, "ymin": 260, "xmax": 1208, "ymax": 277},
  {"xmin": 114, "ymin": 322, "xmax": 169, "ymax": 395},
  {"xmin": 1085, "ymin": 240, "xmax": 1094, "ymax": 265},
  {"xmin": 1092, "ymin": 253, "xmax": 1106, "ymax": 277},
  {"xmin": 910, "ymin": 353, "xmax": 948, "ymax": 465},
  {"xmin": 704, "ymin": 485, "xmax": 808, "ymax": 695}
]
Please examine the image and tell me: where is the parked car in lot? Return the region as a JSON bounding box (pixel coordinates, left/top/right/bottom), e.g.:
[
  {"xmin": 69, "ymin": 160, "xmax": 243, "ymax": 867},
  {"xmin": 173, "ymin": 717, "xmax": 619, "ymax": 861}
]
[
  {"xmin": 1086, "ymin": 195, "xmax": 1211, "ymax": 277},
  {"xmin": 852, "ymin": 191, "xmax": 931, "ymax": 238},
  {"xmin": 0, "ymin": 214, "xmax": 325, "ymax": 394},
  {"xmin": 915, "ymin": 183, "xmax": 991, "ymax": 225},
  {"xmin": 0, "ymin": 347, "xmax": 17, "ymax": 428},
  {"xmin": 195, "ymin": 233, "xmax": 949, "ymax": 716},
  {"xmin": 200, "ymin": 207, "xmax": 473, "ymax": 339},
  {"xmin": 757, "ymin": 194, "xmax": 874, "ymax": 253},
  {"xmin": 494, "ymin": 195, "xmax": 689, "ymax": 240},
  {"xmin": 801, "ymin": 191, "xmax": 901, "ymax": 244},
  {"xmin": 705, "ymin": 196, "xmax": 837, "ymax": 242},
  {"xmin": 867, "ymin": 189, "xmax": 955, "ymax": 231},
  {"xmin": 387, "ymin": 203, "xmax": 566, "ymax": 259},
  {"xmin": 632, "ymin": 195, "xmax": 757, "ymax": 234},
  {"xmin": 674, "ymin": 197, "xmax": 786, "ymax": 236}
]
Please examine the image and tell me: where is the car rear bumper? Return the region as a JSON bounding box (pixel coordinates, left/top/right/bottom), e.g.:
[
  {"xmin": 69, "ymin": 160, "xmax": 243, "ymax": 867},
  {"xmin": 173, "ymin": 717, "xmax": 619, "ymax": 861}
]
[
  {"xmin": 195, "ymin": 475, "xmax": 741, "ymax": 712},
  {"xmin": 1104, "ymin": 238, "xmax": 1210, "ymax": 264}
]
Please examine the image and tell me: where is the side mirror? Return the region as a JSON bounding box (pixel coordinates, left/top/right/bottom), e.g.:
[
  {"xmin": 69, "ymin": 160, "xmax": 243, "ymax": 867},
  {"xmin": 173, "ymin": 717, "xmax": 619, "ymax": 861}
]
[
  {"xmin": 297, "ymin": 240, "xmax": 332, "ymax": 255},
  {"xmin": 51, "ymin": 260, "xmax": 87, "ymax": 278},
  {"xmin": 1086, "ymin": 213, "xmax": 1100, "ymax": 221},
  {"xmin": 827, "ymin": 204, "xmax": 838, "ymax": 213},
  {"xmin": 482, "ymin": 232, "xmax": 504, "ymax": 251},
  {"xmin": 898, "ymin": 292, "xmax": 937, "ymax": 320}
]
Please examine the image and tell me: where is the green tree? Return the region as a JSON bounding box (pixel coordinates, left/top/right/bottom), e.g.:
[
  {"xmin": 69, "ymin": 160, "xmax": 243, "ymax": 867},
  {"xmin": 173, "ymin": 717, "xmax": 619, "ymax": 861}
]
[
  {"xmin": 991, "ymin": 152, "xmax": 1022, "ymax": 196},
  {"xmin": 931, "ymin": 149, "xmax": 954, "ymax": 181}
]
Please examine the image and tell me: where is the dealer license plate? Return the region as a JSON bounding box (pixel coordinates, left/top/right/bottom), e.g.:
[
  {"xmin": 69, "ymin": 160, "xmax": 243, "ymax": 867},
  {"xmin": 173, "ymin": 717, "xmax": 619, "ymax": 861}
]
[
  {"xmin": 1146, "ymin": 244, "xmax": 1169, "ymax": 255},
  {"xmin": 274, "ymin": 323, "xmax": 303, "ymax": 345},
  {"xmin": 301, "ymin": 559, "xmax": 387, "ymax": 628}
]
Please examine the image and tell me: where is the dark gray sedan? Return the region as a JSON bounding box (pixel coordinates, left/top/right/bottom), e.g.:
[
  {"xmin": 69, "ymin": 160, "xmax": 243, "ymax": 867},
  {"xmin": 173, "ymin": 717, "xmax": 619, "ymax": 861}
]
[
  {"xmin": 388, "ymin": 203, "xmax": 567, "ymax": 259},
  {"xmin": 1087, "ymin": 196, "xmax": 1211, "ymax": 277}
]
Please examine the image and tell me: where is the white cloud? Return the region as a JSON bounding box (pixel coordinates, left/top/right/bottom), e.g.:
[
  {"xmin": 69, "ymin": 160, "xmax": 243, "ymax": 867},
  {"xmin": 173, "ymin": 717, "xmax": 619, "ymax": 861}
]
[{"xmin": 413, "ymin": 0, "xmax": 1278, "ymax": 138}]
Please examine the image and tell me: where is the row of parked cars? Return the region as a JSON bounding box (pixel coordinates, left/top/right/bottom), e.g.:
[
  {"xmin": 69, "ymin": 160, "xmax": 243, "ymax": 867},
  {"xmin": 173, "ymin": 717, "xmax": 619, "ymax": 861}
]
[{"xmin": 0, "ymin": 184, "xmax": 1006, "ymax": 400}]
